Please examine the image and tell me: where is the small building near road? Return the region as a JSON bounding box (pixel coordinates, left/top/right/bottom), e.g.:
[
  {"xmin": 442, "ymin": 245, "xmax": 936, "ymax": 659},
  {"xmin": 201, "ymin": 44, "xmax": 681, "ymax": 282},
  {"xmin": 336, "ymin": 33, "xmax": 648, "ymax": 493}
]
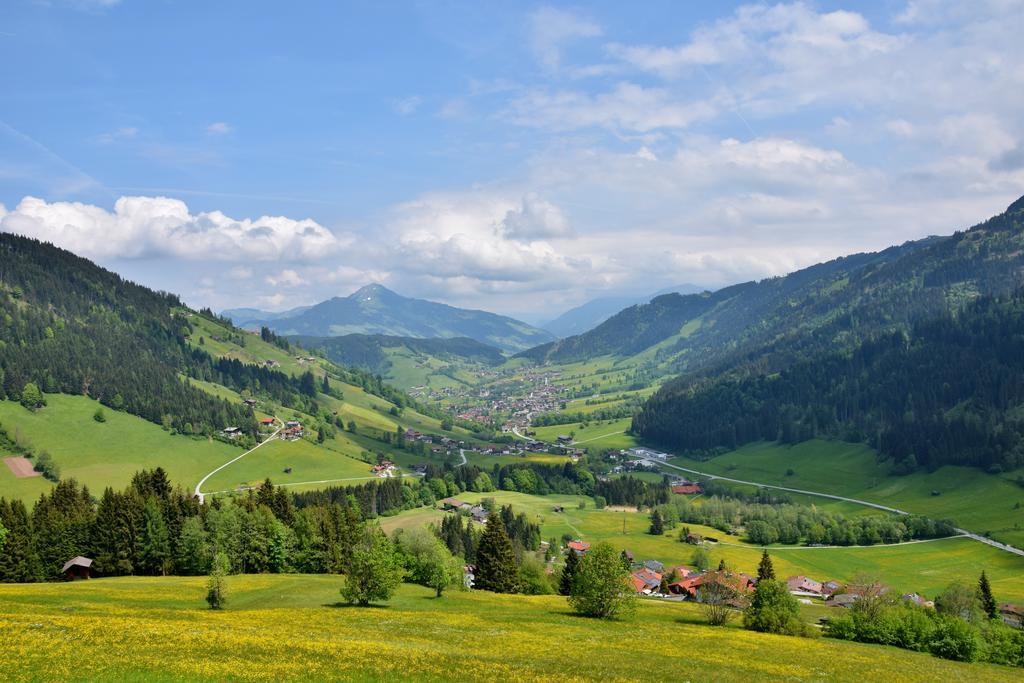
[
  {"xmin": 566, "ymin": 540, "xmax": 591, "ymax": 555},
  {"xmin": 787, "ymin": 575, "xmax": 824, "ymax": 596},
  {"xmin": 62, "ymin": 556, "xmax": 94, "ymax": 581}
]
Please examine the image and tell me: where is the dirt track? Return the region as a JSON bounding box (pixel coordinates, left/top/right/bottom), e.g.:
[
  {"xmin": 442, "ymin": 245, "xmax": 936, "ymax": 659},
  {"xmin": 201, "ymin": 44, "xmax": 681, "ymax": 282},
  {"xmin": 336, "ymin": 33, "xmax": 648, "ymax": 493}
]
[{"xmin": 3, "ymin": 456, "xmax": 41, "ymax": 478}]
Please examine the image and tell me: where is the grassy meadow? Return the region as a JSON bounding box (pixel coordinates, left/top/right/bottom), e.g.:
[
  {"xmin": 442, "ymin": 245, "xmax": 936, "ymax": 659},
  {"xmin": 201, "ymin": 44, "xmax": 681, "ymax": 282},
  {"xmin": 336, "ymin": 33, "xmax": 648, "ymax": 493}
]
[
  {"xmin": 0, "ymin": 575, "xmax": 1016, "ymax": 682},
  {"xmin": 0, "ymin": 395, "xmax": 241, "ymax": 502},
  {"xmin": 668, "ymin": 440, "xmax": 1024, "ymax": 546},
  {"xmin": 384, "ymin": 490, "xmax": 1024, "ymax": 604},
  {"xmin": 533, "ymin": 417, "xmax": 637, "ymax": 450}
]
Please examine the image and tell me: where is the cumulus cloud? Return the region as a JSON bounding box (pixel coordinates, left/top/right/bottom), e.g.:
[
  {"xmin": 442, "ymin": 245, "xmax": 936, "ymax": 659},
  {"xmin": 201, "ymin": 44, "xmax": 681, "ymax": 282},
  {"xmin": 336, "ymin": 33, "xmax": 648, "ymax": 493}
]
[
  {"xmin": 265, "ymin": 269, "xmax": 307, "ymax": 287},
  {"xmin": 0, "ymin": 196, "xmax": 343, "ymax": 262},
  {"xmin": 499, "ymin": 194, "xmax": 570, "ymax": 241}
]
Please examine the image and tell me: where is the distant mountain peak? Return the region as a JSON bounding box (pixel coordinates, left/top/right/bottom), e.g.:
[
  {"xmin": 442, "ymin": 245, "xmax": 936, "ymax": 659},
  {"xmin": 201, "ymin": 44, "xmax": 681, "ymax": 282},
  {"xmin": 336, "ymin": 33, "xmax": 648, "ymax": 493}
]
[{"xmin": 350, "ymin": 283, "xmax": 395, "ymax": 300}]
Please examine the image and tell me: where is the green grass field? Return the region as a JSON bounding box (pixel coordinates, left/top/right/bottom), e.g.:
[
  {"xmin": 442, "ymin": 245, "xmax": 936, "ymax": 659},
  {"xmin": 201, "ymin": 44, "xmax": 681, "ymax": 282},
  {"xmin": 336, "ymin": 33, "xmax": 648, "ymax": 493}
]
[
  {"xmin": 668, "ymin": 440, "xmax": 1024, "ymax": 546},
  {"xmin": 533, "ymin": 417, "xmax": 637, "ymax": 450},
  {"xmin": 0, "ymin": 575, "xmax": 1015, "ymax": 682},
  {"xmin": 382, "ymin": 490, "xmax": 1024, "ymax": 604},
  {"xmin": 0, "ymin": 395, "xmax": 241, "ymax": 502},
  {"xmin": 200, "ymin": 437, "xmax": 378, "ymax": 494}
]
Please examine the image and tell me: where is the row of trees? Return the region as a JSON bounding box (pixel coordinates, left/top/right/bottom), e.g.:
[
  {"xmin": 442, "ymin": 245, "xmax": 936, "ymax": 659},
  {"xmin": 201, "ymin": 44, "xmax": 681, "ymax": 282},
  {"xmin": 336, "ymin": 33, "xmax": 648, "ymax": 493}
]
[{"xmin": 648, "ymin": 494, "xmax": 955, "ymax": 547}]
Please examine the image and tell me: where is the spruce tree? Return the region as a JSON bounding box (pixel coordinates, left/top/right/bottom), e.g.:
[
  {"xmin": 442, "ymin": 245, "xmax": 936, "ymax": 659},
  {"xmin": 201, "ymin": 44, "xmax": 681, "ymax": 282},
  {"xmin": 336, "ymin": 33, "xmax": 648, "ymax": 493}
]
[
  {"xmin": 0, "ymin": 499, "xmax": 42, "ymax": 582},
  {"xmin": 649, "ymin": 509, "xmax": 664, "ymax": 535},
  {"xmin": 139, "ymin": 498, "xmax": 171, "ymax": 575},
  {"xmin": 757, "ymin": 550, "xmax": 776, "ymax": 582},
  {"xmin": 559, "ymin": 546, "xmax": 580, "ymax": 596},
  {"xmin": 475, "ymin": 511, "xmax": 518, "ymax": 593},
  {"xmin": 978, "ymin": 570, "xmax": 998, "ymax": 620}
]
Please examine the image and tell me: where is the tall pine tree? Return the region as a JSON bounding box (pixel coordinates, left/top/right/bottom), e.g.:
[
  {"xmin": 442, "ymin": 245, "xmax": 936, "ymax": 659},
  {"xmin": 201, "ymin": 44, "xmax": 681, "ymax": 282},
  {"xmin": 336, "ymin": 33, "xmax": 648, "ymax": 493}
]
[
  {"xmin": 559, "ymin": 546, "xmax": 580, "ymax": 596},
  {"xmin": 978, "ymin": 570, "xmax": 998, "ymax": 620},
  {"xmin": 474, "ymin": 511, "xmax": 518, "ymax": 593},
  {"xmin": 757, "ymin": 550, "xmax": 776, "ymax": 582}
]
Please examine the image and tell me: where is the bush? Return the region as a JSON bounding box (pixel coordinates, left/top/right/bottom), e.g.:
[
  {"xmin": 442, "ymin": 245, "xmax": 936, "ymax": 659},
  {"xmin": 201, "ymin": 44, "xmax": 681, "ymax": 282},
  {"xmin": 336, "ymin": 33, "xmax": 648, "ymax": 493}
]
[
  {"xmin": 824, "ymin": 613, "xmax": 857, "ymax": 640},
  {"xmin": 93, "ymin": 407, "xmax": 106, "ymax": 423},
  {"xmin": 980, "ymin": 621, "xmax": 1024, "ymax": 666},
  {"xmin": 928, "ymin": 615, "xmax": 981, "ymax": 662},
  {"xmin": 744, "ymin": 579, "xmax": 804, "ymax": 636}
]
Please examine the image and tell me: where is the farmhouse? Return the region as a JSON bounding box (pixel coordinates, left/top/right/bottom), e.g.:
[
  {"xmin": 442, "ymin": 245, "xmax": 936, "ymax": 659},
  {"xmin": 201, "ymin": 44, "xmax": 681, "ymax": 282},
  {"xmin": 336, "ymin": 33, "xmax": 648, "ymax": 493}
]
[
  {"xmin": 566, "ymin": 540, "xmax": 590, "ymax": 555},
  {"xmin": 787, "ymin": 575, "xmax": 824, "ymax": 596},
  {"xmin": 671, "ymin": 482, "xmax": 702, "ymax": 495},
  {"xmin": 631, "ymin": 567, "xmax": 663, "ymax": 594},
  {"xmin": 439, "ymin": 497, "xmax": 469, "ymax": 512},
  {"xmin": 260, "ymin": 418, "xmax": 276, "ymax": 426},
  {"xmin": 61, "ymin": 556, "xmax": 94, "ymax": 581},
  {"xmin": 468, "ymin": 505, "xmax": 489, "ymax": 524},
  {"xmin": 556, "ymin": 435, "xmax": 573, "ymax": 444},
  {"xmin": 222, "ymin": 426, "xmax": 242, "ymax": 438}
]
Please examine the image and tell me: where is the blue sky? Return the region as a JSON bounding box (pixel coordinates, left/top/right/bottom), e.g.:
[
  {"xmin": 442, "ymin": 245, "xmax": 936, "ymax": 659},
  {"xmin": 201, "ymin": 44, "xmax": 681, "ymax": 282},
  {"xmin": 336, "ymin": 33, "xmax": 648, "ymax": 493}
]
[{"xmin": 1, "ymin": 1, "xmax": 1023, "ymax": 322}]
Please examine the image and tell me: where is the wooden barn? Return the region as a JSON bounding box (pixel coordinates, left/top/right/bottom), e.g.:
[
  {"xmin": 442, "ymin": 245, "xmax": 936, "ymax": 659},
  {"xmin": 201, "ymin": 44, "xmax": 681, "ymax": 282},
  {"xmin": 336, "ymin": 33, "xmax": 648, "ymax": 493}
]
[{"xmin": 62, "ymin": 556, "xmax": 95, "ymax": 581}]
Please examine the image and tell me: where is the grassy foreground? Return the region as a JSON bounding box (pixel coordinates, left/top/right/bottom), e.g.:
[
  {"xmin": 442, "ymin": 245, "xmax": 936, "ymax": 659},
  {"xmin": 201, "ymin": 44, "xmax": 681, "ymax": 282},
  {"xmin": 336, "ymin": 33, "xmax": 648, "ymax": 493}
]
[{"xmin": 0, "ymin": 575, "xmax": 1016, "ymax": 682}]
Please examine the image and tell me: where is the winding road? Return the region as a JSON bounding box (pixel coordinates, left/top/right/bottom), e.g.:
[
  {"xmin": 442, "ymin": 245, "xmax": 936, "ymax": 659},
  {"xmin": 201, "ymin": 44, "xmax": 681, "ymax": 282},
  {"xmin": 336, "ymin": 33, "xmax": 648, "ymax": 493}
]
[
  {"xmin": 654, "ymin": 459, "xmax": 1024, "ymax": 558},
  {"xmin": 194, "ymin": 417, "xmax": 283, "ymax": 504}
]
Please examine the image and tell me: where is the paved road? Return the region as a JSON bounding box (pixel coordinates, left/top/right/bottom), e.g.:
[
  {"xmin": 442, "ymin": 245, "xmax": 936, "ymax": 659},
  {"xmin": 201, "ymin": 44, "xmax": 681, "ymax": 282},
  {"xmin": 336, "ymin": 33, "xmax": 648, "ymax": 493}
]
[
  {"xmin": 655, "ymin": 459, "xmax": 1024, "ymax": 558},
  {"xmin": 194, "ymin": 417, "xmax": 282, "ymax": 504}
]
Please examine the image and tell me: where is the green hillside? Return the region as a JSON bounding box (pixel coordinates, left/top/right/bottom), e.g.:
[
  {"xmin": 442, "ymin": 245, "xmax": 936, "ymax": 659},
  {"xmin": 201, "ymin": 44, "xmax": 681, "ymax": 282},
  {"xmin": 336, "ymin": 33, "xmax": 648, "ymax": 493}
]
[
  {"xmin": 0, "ymin": 394, "xmax": 240, "ymax": 503},
  {"xmin": 0, "ymin": 576, "xmax": 1016, "ymax": 682}
]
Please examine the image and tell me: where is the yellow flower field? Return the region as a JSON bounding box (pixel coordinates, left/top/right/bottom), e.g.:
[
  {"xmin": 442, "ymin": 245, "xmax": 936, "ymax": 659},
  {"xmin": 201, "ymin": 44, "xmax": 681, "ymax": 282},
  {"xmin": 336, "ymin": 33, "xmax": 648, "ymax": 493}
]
[{"xmin": 0, "ymin": 575, "xmax": 1018, "ymax": 682}]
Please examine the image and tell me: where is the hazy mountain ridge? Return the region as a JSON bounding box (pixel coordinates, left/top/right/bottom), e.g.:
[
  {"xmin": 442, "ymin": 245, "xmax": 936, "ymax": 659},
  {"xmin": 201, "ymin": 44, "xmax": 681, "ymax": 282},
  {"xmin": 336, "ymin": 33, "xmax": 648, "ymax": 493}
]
[
  {"xmin": 540, "ymin": 283, "xmax": 705, "ymax": 338},
  {"xmin": 227, "ymin": 284, "xmax": 554, "ymax": 353}
]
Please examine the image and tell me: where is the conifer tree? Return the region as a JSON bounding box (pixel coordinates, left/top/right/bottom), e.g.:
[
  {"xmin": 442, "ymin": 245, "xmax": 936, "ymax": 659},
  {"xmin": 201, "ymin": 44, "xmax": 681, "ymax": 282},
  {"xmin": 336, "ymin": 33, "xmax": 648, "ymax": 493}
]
[
  {"xmin": 559, "ymin": 545, "xmax": 580, "ymax": 596},
  {"xmin": 978, "ymin": 570, "xmax": 998, "ymax": 620},
  {"xmin": 0, "ymin": 499, "xmax": 42, "ymax": 582},
  {"xmin": 649, "ymin": 509, "xmax": 664, "ymax": 535},
  {"xmin": 757, "ymin": 550, "xmax": 776, "ymax": 582},
  {"xmin": 139, "ymin": 498, "xmax": 171, "ymax": 575},
  {"xmin": 474, "ymin": 510, "xmax": 519, "ymax": 593}
]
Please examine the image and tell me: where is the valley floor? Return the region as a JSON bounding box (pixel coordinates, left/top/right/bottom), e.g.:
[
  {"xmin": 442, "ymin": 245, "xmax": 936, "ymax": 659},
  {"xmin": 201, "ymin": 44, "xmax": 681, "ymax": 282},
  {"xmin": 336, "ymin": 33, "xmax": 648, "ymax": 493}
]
[{"xmin": 0, "ymin": 575, "xmax": 1017, "ymax": 682}]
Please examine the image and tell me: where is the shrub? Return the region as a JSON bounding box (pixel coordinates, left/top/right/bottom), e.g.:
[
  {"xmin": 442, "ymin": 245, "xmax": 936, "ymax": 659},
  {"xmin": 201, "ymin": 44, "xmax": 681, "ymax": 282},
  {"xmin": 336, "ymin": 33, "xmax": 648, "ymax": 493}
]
[
  {"xmin": 928, "ymin": 615, "xmax": 981, "ymax": 662},
  {"xmin": 743, "ymin": 579, "xmax": 804, "ymax": 636},
  {"xmin": 93, "ymin": 407, "xmax": 106, "ymax": 423},
  {"xmin": 341, "ymin": 525, "xmax": 404, "ymax": 606},
  {"xmin": 980, "ymin": 621, "xmax": 1024, "ymax": 666},
  {"xmin": 823, "ymin": 613, "xmax": 857, "ymax": 641}
]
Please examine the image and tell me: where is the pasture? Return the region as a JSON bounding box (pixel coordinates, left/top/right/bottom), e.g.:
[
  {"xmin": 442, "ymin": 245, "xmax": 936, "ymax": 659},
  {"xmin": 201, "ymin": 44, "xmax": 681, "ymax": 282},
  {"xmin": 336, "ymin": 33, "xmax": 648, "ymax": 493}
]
[
  {"xmin": 668, "ymin": 440, "xmax": 1024, "ymax": 547},
  {"xmin": 0, "ymin": 395, "xmax": 240, "ymax": 502},
  {"xmin": 0, "ymin": 575, "xmax": 1015, "ymax": 682}
]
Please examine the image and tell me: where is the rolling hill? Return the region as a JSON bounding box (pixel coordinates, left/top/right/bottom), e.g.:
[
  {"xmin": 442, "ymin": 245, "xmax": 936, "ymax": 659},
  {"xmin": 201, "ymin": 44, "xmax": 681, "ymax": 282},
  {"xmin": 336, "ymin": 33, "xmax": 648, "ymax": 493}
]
[{"xmin": 224, "ymin": 283, "xmax": 554, "ymax": 353}]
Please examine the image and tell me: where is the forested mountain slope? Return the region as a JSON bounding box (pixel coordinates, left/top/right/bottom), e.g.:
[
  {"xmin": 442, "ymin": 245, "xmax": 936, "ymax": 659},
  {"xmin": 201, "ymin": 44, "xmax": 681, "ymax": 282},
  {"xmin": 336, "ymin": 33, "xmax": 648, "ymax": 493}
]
[
  {"xmin": 0, "ymin": 234, "xmax": 258, "ymax": 435},
  {"xmin": 292, "ymin": 333, "xmax": 504, "ymax": 375},
  {"xmin": 634, "ymin": 195, "xmax": 1024, "ymax": 472},
  {"xmin": 229, "ymin": 284, "xmax": 553, "ymax": 353}
]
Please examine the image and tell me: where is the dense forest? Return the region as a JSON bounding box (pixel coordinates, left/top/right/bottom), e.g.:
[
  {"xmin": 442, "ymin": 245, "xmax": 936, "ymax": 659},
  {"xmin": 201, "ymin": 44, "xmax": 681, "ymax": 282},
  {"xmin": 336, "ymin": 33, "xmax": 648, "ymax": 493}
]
[
  {"xmin": 293, "ymin": 333, "xmax": 505, "ymax": 376},
  {"xmin": 0, "ymin": 234, "xmax": 257, "ymax": 435},
  {"xmin": 635, "ymin": 290, "xmax": 1024, "ymax": 472}
]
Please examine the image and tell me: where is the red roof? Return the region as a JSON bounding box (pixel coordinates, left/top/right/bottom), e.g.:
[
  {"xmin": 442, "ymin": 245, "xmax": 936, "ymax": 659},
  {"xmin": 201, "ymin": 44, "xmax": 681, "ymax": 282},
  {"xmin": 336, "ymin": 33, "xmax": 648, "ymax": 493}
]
[
  {"xmin": 567, "ymin": 540, "xmax": 591, "ymax": 552},
  {"xmin": 672, "ymin": 484, "xmax": 702, "ymax": 494}
]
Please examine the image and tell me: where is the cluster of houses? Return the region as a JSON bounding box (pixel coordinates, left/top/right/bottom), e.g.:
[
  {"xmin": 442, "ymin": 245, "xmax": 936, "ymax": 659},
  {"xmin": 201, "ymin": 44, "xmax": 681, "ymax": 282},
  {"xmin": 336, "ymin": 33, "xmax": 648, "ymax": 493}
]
[
  {"xmin": 439, "ymin": 497, "xmax": 489, "ymax": 524},
  {"xmin": 371, "ymin": 459, "xmax": 397, "ymax": 477},
  {"xmin": 282, "ymin": 420, "xmax": 304, "ymax": 441},
  {"xmin": 404, "ymin": 429, "xmax": 464, "ymax": 457}
]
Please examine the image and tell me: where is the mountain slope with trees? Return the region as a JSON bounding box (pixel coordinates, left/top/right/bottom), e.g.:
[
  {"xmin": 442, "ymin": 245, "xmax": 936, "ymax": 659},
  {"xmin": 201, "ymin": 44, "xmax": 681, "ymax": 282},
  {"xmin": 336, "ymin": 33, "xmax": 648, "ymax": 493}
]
[
  {"xmin": 634, "ymin": 195, "xmax": 1024, "ymax": 473},
  {"xmin": 292, "ymin": 333, "xmax": 505, "ymax": 376}
]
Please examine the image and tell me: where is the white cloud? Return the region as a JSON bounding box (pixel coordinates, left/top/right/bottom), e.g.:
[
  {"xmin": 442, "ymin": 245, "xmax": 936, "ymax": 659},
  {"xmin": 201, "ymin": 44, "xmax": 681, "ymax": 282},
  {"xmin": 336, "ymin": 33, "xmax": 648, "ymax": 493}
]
[
  {"xmin": 265, "ymin": 269, "xmax": 307, "ymax": 288},
  {"xmin": 529, "ymin": 6, "xmax": 601, "ymax": 69},
  {"xmin": 0, "ymin": 196, "xmax": 343, "ymax": 262},
  {"xmin": 92, "ymin": 127, "xmax": 138, "ymax": 145},
  {"xmin": 206, "ymin": 122, "xmax": 233, "ymax": 135},
  {"xmin": 505, "ymin": 82, "xmax": 716, "ymax": 132},
  {"xmin": 499, "ymin": 193, "xmax": 570, "ymax": 241}
]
